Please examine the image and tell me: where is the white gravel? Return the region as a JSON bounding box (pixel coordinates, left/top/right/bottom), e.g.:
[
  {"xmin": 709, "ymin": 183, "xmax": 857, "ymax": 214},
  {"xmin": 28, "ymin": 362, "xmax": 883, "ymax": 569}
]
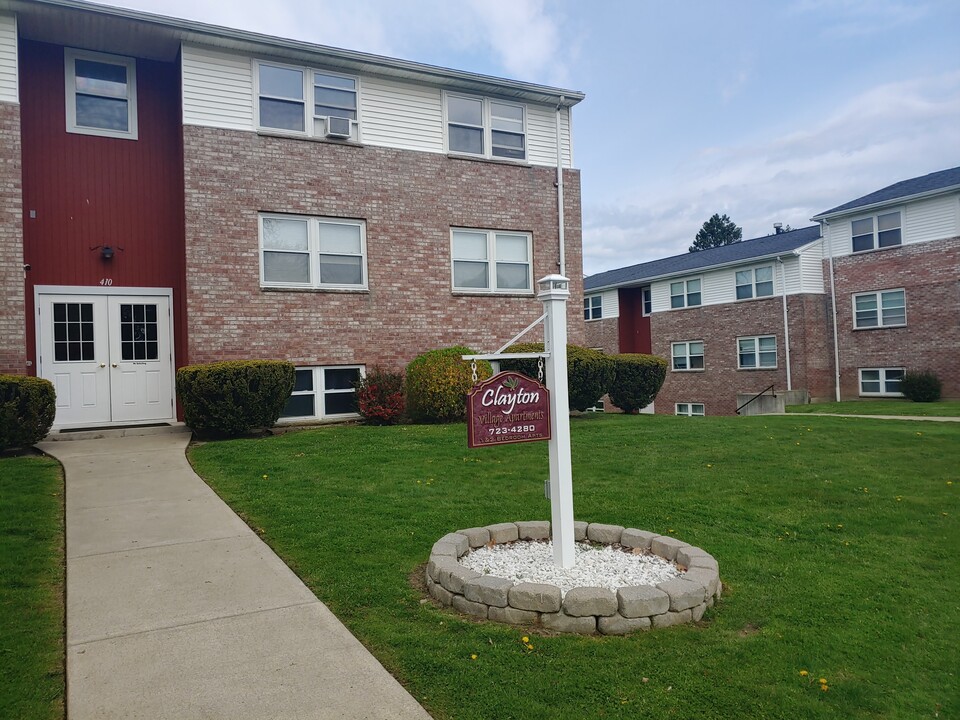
[{"xmin": 458, "ymin": 540, "xmax": 682, "ymax": 596}]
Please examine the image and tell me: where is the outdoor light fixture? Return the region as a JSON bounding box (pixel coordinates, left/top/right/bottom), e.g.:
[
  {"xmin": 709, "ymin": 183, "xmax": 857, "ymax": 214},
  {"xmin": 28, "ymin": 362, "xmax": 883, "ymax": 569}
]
[{"xmin": 89, "ymin": 244, "xmax": 123, "ymax": 260}]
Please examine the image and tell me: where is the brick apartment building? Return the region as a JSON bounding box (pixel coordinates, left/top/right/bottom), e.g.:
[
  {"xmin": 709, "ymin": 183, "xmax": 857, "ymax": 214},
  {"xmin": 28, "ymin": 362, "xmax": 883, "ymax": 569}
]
[
  {"xmin": 0, "ymin": 0, "xmax": 585, "ymax": 429},
  {"xmin": 584, "ymin": 167, "xmax": 960, "ymax": 415}
]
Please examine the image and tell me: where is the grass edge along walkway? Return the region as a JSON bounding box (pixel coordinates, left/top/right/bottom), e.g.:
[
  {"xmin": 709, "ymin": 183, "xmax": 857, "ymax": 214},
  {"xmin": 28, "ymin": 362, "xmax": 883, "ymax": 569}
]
[{"xmin": 0, "ymin": 453, "xmax": 65, "ymax": 720}]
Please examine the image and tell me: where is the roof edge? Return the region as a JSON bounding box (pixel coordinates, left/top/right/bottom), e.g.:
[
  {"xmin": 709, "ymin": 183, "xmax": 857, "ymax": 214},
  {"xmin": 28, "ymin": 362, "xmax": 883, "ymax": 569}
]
[{"xmin": 811, "ymin": 182, "xmax": 960, "ymax": 221}]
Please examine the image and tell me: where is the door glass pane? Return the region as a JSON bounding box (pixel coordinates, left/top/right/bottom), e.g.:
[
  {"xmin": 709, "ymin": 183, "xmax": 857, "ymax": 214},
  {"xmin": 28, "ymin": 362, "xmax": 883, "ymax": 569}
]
[
  {"xmin": 53, "ymin": 302, "xmax": 95, "ymax": 362},
  {"xmin": 119, "ymin": 304, "xmax": 159, "ymax": 361}
]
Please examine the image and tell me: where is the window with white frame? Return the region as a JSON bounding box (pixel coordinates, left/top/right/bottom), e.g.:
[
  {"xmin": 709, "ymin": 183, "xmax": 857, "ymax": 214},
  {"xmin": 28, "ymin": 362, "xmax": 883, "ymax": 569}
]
[
  {"xmin": 670, "ymin": 278, "xmax": 701, "ymax": 309},
  {"xmin": 676, "ymin": 403, "xmax": 705, "ymax": 417},
  {"xmin": 451, "ymin": 229, "xmax": 532, "ymax": 293},
  {"xmin": 854, "ymin": 289, "xmax": 906, "ymax": 329},
  {"xmin": 737, "ymin": 335, "xmax": 777, "ymax": 369},
  {"xmin": 672, "ymin": 341, "xmax": 704, "ymax": 371},
  {"xmin": 642, "ymin": 287, "xmax": 652, "ymax": 316},
  {"xmin": 446, "ymin": 93, "xmax": 526, "ymax": 160},
  {"xmin": 735, "ymin": 266, "xmax": 774, "ymax": 300},
  {"xmin": 851, "ymin": 211, "xmax": 901, "ymax": 252},
  {"xmin": 859, "ymin": 368, "xmax": 904, "ymax": 396},
  {"xmin": 281, "ymin": 366, "xmax": 364, "ymax": 419},
  {"xmin": 260, "ymin": 214, "xmax": 367, "ymax": 290},
  {"xmin": 65, "ymin": 49, "xmax": 138, "ymax": 140},
  {"xmin": 257, "ymin": 61, "xmax": 357, "ymax": 137},
  {"xmin": 584, "ymin": 295, "xmax": 602, "ymax": 320}
]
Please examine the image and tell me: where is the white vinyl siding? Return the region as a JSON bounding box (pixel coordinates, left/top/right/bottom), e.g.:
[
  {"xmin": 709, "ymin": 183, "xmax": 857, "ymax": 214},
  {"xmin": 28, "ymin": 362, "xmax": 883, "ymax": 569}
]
[
  {"xmin": 359, "ymin": 76, "xmax": 442, "ymax": 151},
  {"xmin": 527, "ymin": 103, "xmax": 572, "ymax": 167},
  {"xmin": 182, "ymin": 45, "xmax": 254, "ymax": 130},
  {"xmin": 601, "ymin": 289, "xmax": 619, "ymax": 319},
  {"xmin": 823, "ymin": 194, "xmax": 960, "ymax": 258},
  {"xmin": 0, "ymin": 14, "xmax": 17, "ymax": 104},
  {"xmin": 797, "ymin": 245, "xmax": 825, "ymax": 294}
]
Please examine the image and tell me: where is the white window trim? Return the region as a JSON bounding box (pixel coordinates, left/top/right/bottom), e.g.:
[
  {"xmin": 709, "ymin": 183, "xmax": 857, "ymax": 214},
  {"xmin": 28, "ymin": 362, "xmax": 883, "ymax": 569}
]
[
  {"xmin": 584, "ymin": 294, "xmax": 602, "ymax": 321},
  {"xmin": 259, "ymin": 214, "xmax": 368, "ymax": 291},
  {"xmin": 671, "ymin": 340, "xmax": 704, "ymax": 372},
  {"xmin": 280, "ymin": 365, "xmax": 366, "ymax": 422},
  {"xmin": 450, "ymin": 228, "xmax": 533, "ymax": 295},
  {"xmin": 737, "ymin": 334, "xmax": 778, "ymax": 370},
  {"xmin": 735, "ymin": 265, "xmax": 775, "ymax": 301},
  {"xmin": 254, "ymin": 60, "xmax": 360, "ymax": 139},
  {"xmin": 65, "ymin": 48, "xmax": 138, "ymax": 140},
  {"xmin": 443, "ymin": 91, "xmax": 527, "ymax": 162},
  {"xmin": 669, "ymin": 277, "xmax": 702, "ymax": 309},
  {"xmin": 858, "ymin": 367, "xmax": 905, "ymax": 397},
  {"xmin": 676, "ymin": 403, "xmax": 705, "ymax": 417},
  {"xmin": 851, "ymin": 209, "xmax": 903, "ymax": 253},
  {"xmin": 852, "ymin": 289, "xmax": 907, "ymax": 329}
]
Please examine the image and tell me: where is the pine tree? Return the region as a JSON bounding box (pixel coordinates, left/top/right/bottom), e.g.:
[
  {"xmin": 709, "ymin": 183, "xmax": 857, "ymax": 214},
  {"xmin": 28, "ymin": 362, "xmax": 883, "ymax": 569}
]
[{"xmin": 689, "ymin": 213, "xmax": 742, "ymax": 252}]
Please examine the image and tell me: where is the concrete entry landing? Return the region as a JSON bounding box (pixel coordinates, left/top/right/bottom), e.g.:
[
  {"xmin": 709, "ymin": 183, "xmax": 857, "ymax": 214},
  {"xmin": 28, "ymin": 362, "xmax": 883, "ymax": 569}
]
[{"xmin": 40, "ymin": 430, "xmax": 431, "ymax": 720}]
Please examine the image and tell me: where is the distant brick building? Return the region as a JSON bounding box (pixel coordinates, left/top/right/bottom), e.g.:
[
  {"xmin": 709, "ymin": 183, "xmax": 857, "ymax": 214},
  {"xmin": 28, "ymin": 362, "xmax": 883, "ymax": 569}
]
[
  {"xmin": 585, "ymin": 167, "xmax": 960, "ymax": 415},
  {"xmin": 0, "ymin": 0, "xmax": 584, "ymax": 429}
]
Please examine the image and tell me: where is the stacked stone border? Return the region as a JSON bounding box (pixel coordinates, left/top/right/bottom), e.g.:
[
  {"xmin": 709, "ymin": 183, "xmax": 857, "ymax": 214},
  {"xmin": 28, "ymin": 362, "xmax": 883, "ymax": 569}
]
[{"xmin": 426, "ymin": 521, "xmax": 722, "ymax": 635}]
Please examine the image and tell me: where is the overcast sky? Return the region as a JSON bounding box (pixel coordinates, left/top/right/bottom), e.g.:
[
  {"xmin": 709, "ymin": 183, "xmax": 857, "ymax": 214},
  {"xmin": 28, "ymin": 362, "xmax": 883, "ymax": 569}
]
[{"xmin": 102, "ymin": 0, "xmax": 960, "ymax": 275}]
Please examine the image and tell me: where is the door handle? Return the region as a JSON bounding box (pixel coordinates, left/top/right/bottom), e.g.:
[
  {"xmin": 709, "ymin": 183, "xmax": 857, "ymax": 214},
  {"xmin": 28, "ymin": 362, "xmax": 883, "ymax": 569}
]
[
  {"xmin": 99, "ymin": 362, "xmax": 106, "ymax": 368},
  {"xmin": 111, "ymin": 363, "xmax": 118, "ymax": 368}
]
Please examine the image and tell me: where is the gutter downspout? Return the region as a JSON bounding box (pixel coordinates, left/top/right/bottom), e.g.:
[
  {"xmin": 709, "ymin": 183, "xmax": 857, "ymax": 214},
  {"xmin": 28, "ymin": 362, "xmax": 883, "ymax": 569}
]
[
  {"xmin": 824, "ymin": 220, "xmax": 842, "ymax": 401},
  {"xmin": 555, "ymin": 96, "xmax": 566, "ymax": 277},
  {"xmin": 777, "ymin": 257, "xmax": 792, "ymax": 391}
]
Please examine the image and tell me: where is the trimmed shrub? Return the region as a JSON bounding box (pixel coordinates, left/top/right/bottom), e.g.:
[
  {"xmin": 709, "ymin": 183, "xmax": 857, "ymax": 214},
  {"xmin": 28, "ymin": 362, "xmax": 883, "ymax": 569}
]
[
  {"xmin": 0, "ymin": 375, "xmax": 56, "ymax": 451},
  {"xmin": 356, "ymin": 367, "xmax": 405, "ymax": 425},
  {"xmin": 900, "ymin": 370, "xmax": 942, "ymax": 403},
  {"xmin": 608, "ymin": 354, "xmax": 668, "ymax": 413},
  {"xmin": 176, "ymin": 360, "xmax": 295, "ymax": 437},
  {"xmin": 499, "ymin": 343, "xmax": 616, "ymax": 412},
  {"xmin": 406, "ymin": 347, "xmax": 491, "ymax": 423}
]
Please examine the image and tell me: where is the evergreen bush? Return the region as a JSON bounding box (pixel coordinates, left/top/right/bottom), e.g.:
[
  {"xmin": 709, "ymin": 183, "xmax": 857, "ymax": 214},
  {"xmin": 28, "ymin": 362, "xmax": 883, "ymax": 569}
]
[
  {"xmin": 0, "ymin": 375, "xmax": 56, "ymax": 451},
  {"xmin": 499, "ymin": 343, "xmax": 615, "ymax": 412},
  {"xmin": 900, "ymin": 370, "xmax": 942, "ymax": 403},
  {"xmin": 405, "ymin": 347, "xmax": 490, "ymax": 423},
  {"xmin": 355, "ymin": 367, "xmax": 406, "ymax": 425},
  {"xmin": 176, "ymin": 360, "xmax": 295, "ymax": 437},
  {"xmin": 608, "ymin": 354, "xmax": 668, "ymax": 413}
]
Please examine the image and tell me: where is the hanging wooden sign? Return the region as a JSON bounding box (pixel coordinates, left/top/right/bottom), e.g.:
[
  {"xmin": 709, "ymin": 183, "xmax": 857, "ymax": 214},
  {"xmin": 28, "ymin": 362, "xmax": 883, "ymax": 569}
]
[{"xmin": 467, "ymin": 371, "xmax": 551, "ymax": 448}]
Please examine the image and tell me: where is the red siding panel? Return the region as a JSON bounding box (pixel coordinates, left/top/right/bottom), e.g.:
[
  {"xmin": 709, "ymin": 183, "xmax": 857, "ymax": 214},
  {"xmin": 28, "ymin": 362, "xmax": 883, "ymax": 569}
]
[{"xmin": 19, "ymin": 40, "xmax": 185, "ymax": 370}]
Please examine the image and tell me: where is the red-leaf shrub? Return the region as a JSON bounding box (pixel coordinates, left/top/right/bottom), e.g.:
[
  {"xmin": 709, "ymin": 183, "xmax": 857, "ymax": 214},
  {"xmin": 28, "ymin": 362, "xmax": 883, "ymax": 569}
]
[{"xmin": 355, "ymin": 367, "xmax": 406, "ymax": 425}]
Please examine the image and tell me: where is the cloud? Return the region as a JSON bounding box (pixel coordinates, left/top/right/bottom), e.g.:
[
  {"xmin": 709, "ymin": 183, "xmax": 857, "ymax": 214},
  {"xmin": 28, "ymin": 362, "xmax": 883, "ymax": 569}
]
[
  {"xmin": 788, "ymin": 0, "xmax": 930, "ymax": 38},
  {"xmin": 583, "ymin": 70, "xmax": 960, "ymax": 275}
]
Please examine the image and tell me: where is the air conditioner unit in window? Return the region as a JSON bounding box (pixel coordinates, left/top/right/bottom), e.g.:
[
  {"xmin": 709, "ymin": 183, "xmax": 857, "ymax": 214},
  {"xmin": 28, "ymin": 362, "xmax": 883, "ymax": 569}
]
[{"xmin": 325, "ymin": 116, "xmax": 351, "ymax": 138}]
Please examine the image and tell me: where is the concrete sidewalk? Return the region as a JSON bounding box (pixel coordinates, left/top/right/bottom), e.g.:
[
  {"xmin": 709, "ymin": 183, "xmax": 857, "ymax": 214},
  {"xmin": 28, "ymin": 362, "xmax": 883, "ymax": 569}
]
[{"xmin": 40, "ymin": 429, "xmax": 432, "ymax": 720}]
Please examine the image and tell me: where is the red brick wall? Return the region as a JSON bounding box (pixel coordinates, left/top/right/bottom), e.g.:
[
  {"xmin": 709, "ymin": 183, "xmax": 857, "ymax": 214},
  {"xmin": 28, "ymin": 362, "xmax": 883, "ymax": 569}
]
[
  {"xmin": 182, "ymin": 126, "xmax": 583, "ymax": 369},
  {"xmin": 0, "ymin": 102, "xmax": 24, "ymax": 375},
  {"xmin": 830, "ymin": 236, "xmax": 960, "ymax": 399},
  {"xmin": 584, "ymin": 317, "xmax": 619, "ymax": 354},
  {"xmin": 650, "ymin": 294, "xmax": 831, "ymax": 415}
]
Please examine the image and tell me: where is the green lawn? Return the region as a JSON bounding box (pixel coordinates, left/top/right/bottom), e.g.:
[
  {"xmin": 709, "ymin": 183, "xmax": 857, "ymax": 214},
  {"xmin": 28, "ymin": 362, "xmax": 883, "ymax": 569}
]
[
  {"xmin": 0, "ymin": 455, "xmax": 64, "ymax": 720},
  {"xmin": 189, "ymin": 414, "xmax": 959, "ymax": 720},
  {"xmin": 786, "ymin": 400, "xmax": 960, "ymax": 417}
]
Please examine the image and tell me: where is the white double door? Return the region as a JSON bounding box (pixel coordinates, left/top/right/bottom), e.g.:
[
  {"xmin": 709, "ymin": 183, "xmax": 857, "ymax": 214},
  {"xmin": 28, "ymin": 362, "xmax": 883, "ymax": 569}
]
[{"xmin": 37, "ymin": 290, "xmax": 174, "ymax": 427}]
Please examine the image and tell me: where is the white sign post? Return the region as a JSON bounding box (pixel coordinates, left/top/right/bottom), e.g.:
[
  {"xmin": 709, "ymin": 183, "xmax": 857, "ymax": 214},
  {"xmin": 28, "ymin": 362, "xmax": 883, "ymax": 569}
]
[{"xmin": 538, "ymin": 274, "xmax": 576, "ymax": 568}]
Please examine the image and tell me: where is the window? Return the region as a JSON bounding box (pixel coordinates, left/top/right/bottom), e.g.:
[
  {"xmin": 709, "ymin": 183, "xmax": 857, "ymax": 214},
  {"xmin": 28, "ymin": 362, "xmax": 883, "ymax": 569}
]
[
  {"xmin": 735, "ymin": 266, "xmax": 774, "ymax": 300},
  {"xmin": 672, "ymin": 341, "xmax": 704, "ymax": 371},
  {"xmin": 676, "ymin": 403, "xmax": 705, "ymax": 417},
  {"xmin": 446, "ymin": 93, "xmax": 526, "ymax": 161},
  {"xmin": 738, "ymin": 335, "xmax": 777, "ymax": 369},
  {"xmin": 642, "ymin": 287, "xmax": 652, "ymax": 316},
  {"xmin": 584, "ymin": 295, "xmax": 602, "ymax": 320},
  {"xmin": 260, "ymin": 214, "xmax": 366, "ymax": 290},
  {"xmin": 52, "ymin": 302, "xmax": 95, "ymax": 361},
  {"xmin": 852, "ymin": 211, "xmax": 901, "ymax": 252},
  {"xmin": 670, "ymin": 278, "xmax": 701, "ymax": 309},
  {"xmin": 65, "ymin": 49, "xmax": 137, "ymax": 139},
  {"xmin": 257, "ymin": 62, "xmax": 357, "ymax": 137},
  {"xmin": 859, "ymin": 368, "xmax": 904, "ymax": 397},
  {"xmin": 281, "ymin": 366, "xmax": 364, "ymax": 420},
  {"xmin": 854, "ymin": 289, "xmax": 906, "ymax": 329},
  {"xmin": 451, "ymin": 229, "xmax": 532, "ymax": 293}
]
